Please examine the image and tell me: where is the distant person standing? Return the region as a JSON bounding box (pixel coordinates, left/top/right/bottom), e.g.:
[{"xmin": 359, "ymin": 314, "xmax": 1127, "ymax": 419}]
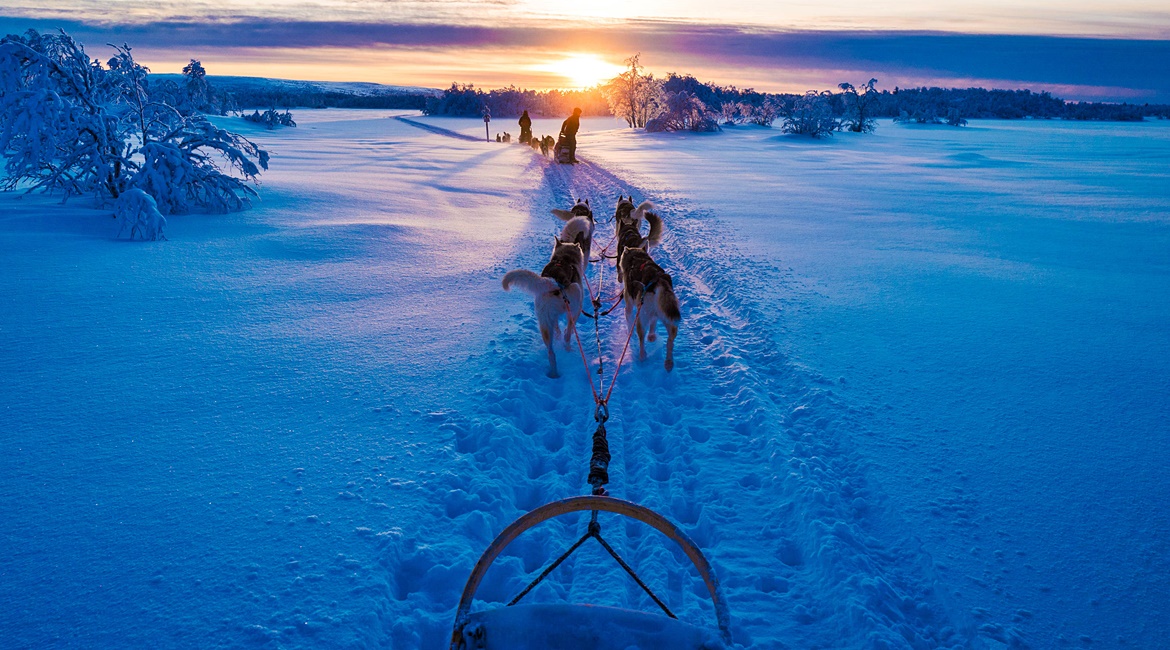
[
  {"xmin": 518, "ymin": 110, "xmax": 532, "ymax": 144},
  {"xmin": 560, "ymin": 107, "xmax": 582, "ymax": 163}
]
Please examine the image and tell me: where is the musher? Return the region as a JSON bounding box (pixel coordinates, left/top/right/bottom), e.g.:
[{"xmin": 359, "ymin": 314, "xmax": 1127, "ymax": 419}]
[
  {"xmin": 560, "ymin": 107, "xmax": 582, "ymax": 163},
  {"xmin": 518, "ymin": 110, "xmax": 532, "ymax": 144}
]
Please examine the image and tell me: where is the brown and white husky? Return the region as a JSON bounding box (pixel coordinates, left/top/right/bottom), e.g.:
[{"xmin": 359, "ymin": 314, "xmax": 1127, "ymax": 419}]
[
  {"xmin": 613, "ymin": 196, "xmax": 664, "ymax": 282},
  {"xmin": 502, "ymin": 238, "xmax": 586, "ymax": 378},
  {"xmin": 617, "ymin": 245, "xmax": 680, "ymax": 371},
  {"xmin": 552, "ymin": 199, "xmax": 595, "ymax": 268}
]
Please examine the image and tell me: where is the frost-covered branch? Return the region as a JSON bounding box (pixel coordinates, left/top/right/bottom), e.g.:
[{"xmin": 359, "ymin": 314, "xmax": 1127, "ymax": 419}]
[{"xmin": 0, "ymin": 29, "xmax": 269, "ymax": 214}]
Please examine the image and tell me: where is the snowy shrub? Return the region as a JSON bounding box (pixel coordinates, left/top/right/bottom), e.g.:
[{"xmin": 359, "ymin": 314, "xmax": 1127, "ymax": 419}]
[
  {"xmin": 0, "ymin": 30, "xmax": 268, "ymax": 214},
  {"xmin": 116, "ymin": 188, "xmax": 167, "ymax": 240},
  {"xmin": 644, "ymin": 91, "xmax": 720, "ymax": 133},
  {"xmin": 747, "ymin": 100, "xmax": 780, "ymax": 127},
  {"xmin": 718, "ymin": 102, "xmax": 740, "ymax": 125},
  {"xmin": 894, "ymin": 107, "xmax": 968, "ymax": 127},
  {"xmin": 243, "ymin": 108, "xmax": 296, "ymax": 129},
  {"xmin": 838, "ymin": 79, "xmax": 879, "ymax": 133},
  {"xmin": 782, "ymin": 91, "xmax": 840, "ymax": 138}
]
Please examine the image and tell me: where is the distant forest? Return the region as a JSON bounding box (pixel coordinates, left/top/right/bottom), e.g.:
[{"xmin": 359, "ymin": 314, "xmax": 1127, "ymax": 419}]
[
  {"xmin": 230, "ymin": 89, "xmax": 427, "ymax": 110},
  {"xmin": 422, "ymin": 74, "xmax": 1170, "ymax": 122},
  {"xmin": 188, "ymin": 69, "xmax": 1169, "ymax": 124}
]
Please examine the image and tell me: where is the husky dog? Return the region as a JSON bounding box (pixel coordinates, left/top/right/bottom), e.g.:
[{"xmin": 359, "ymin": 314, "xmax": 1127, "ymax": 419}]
[
  {"xmin": 613, "ymin": 195, "xmax": 655, "ymax": 229},
  {"xmin": 552, "ymin": 198, "xmax": 593, "ymax": 223},
  {"xmin": 502, "ymin": 238, "xmax": 586, "ymax": 378},
  {"xmin": 552, "ymin": 199, "xmax": 595, "ymax": 269},
  {"xmin": 618, "ymin": 246, "xmax": 680, "ymax": 371},
  {"xmin": 541, "ymin": 135, "xmax": 554, "ymax": 157},
  {"xmin": 613, "ymin": 197, "xmax": 663, "ymax": 281}
]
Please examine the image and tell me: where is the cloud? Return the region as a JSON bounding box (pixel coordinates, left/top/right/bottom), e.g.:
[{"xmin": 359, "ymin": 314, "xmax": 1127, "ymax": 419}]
[{"xmin": 3, "ymin": 17, "xmax": 1168, "ymax": 101}]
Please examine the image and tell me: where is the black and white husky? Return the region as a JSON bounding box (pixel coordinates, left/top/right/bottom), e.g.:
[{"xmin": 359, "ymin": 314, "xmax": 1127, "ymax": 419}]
[
  {"xmin": 617, "ymin": 245, "xmax": 680, "ymax": 371},
  {"xmin": 552, "ymin": 199, "xmax": 595, "ymax": 268},
  {"xmin": 502, "ymin": 238, "xmax": 586, "ymax": 378},
  {"xmin": 613, "ymin": 196, "xmax": 663, "ymax": 282}
]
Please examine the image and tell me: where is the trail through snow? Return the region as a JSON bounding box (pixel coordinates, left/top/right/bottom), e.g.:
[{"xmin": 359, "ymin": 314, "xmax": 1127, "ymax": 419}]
[{"xmin": 392, "ymin": 116, "xmax": 977, "ymax": 648}]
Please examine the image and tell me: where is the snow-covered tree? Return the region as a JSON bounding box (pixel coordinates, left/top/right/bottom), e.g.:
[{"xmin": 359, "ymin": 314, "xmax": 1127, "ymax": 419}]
[
  {"xmin": 0, "ymin": 30, "xmax": 129, "ymax": 199},
  {"xmin": 782, "ymin": 91, "xmax": 840, "ymax": 138},
  {"xmin": 719, "ymin": 101, "xmax": 744, "ymax": 125},
  {"xmin": 747, "ymin": 100, "xmax": 780, "ymax": 127},
  {"xmin": 894, "ymin": 106, "xmax": 968, "ymax": 127},
  {"xmin": 181, "ymin": 59, "xmax": 209, "ymax": 111},
  {"xmin": 644, "ymin": 91, "xmax": 720, "ymax": 132},
  {"xmin": 602, "ymin": 54, "xmax": 664, "ymax": 129},
  {"xmin": 0, "ymin": 30, "xmax": 268, "ymax": 214},
  {"xmin": 243, "ymin": 108, "xmax": 296, "ymax": 129},
  {"xmin": 838, "ymin": 78, "xmax": 879, "ymax": 133}
]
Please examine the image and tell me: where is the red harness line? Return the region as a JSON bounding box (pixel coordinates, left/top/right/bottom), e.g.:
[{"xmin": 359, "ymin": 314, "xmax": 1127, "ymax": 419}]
[
  {"xmin": 564, "ymin": 224, "xmax": 639, "ymax": 406},
  {"xmin": 573, "ymin": 326, "xmax": 600, "ymax": 403},
  {"xmin": 603, "ymin": 298, "xmax": 643, "ymax": 403}
]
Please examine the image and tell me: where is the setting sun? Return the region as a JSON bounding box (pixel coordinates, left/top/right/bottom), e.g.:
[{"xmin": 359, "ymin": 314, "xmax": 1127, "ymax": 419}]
[{"xmin": 535, "ymin": 54, "xmax": 626, "ymax": 89}]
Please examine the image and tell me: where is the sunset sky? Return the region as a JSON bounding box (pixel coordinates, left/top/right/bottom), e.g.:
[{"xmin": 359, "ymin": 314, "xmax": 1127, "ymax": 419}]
[{"xmin": 2, "ymin": 0, "xmax": 1168, "ymax": 100}]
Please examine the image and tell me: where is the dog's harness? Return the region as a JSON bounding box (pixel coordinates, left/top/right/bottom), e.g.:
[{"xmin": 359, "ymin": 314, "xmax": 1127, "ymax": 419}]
[{"xmin": 626, "ymin": 258, "xmax": 663, "ymax": 298}]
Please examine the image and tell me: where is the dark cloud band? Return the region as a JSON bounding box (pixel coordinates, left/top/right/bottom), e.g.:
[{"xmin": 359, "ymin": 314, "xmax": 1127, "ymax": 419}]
[{"xmin": 3, "ymin": 17, "xmax": 1167, "ymax": 101}]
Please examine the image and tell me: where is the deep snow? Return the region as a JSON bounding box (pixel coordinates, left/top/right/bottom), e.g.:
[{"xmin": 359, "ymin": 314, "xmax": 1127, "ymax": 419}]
[
  {"xmin": 1, "ymin": 111, "xmax": 1167, "ymax": 649},
  {"xmin": 576, "ymin": 118, "xmax": 1170, "ymax": 648}
]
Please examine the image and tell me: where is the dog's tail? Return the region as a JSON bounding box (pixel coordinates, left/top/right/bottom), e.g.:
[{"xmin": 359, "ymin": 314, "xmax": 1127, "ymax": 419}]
[
  {"xmin": 503, "ymin": 269, "xmax": 559, "ymax": 296},
  {"xmin": 551, "ymin": 209, "xmax": 575, "ymax": 221},
  {"xmin": 656, "ymin": 275, "xmax": 681, "ymax": 323},
  {"xmin": 634, "ymin": 200, "xmax": 655, "ymax": 220},
  {"xmin": 645, "ymin": 211, "xmax": 665, "ymax": 246}
]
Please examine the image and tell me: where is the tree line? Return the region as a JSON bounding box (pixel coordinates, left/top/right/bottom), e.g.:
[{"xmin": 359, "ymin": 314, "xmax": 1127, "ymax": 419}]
[{"xmin": 422, "ymin": 55, "xmax": 1170, "ymax": 137}]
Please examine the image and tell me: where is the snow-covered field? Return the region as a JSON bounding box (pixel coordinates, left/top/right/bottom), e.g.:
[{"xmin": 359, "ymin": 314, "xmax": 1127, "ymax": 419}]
[{"xmin": 1, "ymin": 110, "xmax": 1167, "ymax": 649}]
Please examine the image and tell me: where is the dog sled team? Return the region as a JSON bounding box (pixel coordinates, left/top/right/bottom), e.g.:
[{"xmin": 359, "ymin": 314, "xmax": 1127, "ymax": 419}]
[
  {"xmin": 500, "ymin": 108, "xmax": 581, "ymax": 163},
  {"xmin": 503, "ymin": 196, "xmax": 678, "ymax": 378},
  {"xmin": 502, "ymin": 130, "xmax": 556, "ymax": 157}
]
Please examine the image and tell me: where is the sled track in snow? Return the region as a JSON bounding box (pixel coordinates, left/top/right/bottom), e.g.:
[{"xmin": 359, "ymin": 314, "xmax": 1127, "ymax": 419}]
[
  {"xmin": 394, "ymin": 116, "xmax": 484, "ymax": 142},
  {"xmin": 388, "ymin": 126, "xmax": 982, "ymax": 648}
]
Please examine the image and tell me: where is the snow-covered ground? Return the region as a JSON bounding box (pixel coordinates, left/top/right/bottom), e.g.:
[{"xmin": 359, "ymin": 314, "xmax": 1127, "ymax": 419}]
[
  {"xmin": 1, "ymin": 110, "xmax": 1166, "ymax": 649},
  {"xmin": 577, "ymin": 118, "xmax": 1170, "ymax": 648}
]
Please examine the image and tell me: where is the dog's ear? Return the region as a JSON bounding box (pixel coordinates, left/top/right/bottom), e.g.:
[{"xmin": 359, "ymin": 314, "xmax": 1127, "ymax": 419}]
[
  {"xmin": 554, "ymin": 236, "xmax": 561, "ymax": 247},
  {"xmin": 585, "ymin": 199, "xmax": 590, "ymax": 206}
]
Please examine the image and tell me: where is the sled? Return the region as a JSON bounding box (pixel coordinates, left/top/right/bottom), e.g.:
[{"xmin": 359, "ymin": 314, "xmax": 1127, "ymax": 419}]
[
  {"xmin": 553, "ymin": 135, "xmax": 573, "ymax": 164},
  {"xmin": 449, "ymin": 495, "xmax": 732, "ymax": 650}
]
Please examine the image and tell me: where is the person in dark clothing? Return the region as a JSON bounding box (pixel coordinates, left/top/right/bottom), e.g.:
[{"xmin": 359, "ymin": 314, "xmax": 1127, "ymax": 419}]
[
  {"xmin": 518, "ymin": 110, "xmax": 532, "ymax": 144},
  {"xmin": 560, "ymin": 107, "xmax": 582, "ymax": 163}
]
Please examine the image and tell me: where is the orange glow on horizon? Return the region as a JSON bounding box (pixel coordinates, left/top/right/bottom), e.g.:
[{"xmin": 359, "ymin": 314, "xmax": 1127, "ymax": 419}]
[
  {"xmin": 136, "ymin": 44, "xmax": 1154, "ymax": 103},
  {"xmin": 141, "ymin": 47, "xmax": 631, "ymax": 92},
  {"xmin": 532, "ymin": 54, "xmax": 626, "ymax": 89}
]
